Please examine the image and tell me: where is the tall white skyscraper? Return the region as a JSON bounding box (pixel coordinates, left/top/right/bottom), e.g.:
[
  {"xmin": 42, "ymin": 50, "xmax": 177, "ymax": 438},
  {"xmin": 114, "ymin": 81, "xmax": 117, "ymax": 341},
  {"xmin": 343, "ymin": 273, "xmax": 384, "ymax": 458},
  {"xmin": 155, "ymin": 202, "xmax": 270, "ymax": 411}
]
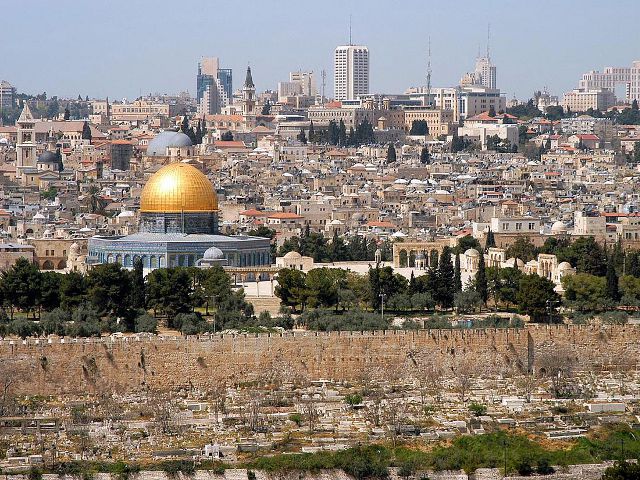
[
  {"xmin": 334, "ymin": 45, "xmax": 369, "ymax": 101},
  {"xmin": 474, "ymin": 56, "xmax": 497, "ymax": 89}
]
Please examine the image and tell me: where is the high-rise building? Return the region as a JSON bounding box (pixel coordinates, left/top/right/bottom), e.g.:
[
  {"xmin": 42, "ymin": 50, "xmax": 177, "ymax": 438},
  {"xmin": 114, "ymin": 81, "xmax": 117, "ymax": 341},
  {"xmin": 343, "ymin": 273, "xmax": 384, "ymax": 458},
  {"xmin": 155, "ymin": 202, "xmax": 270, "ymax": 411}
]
[
  {"xmin": 0, "ymin": 80, "xmax": 16, "ymax": 111},
  {"xmin": 461, "ymin": 56, "xmax": 496, "ymax": 89},
  {"xmin": 289, "ymin": 71, "xmax": 317, "ymax": 97},
  {"xmin": 334, "ymin": 45, "xmax": 369, "ymax": 101},
  {"xmin": 578, "ymin": 60, "xmax": 640, "ymax": 103},
  {"xmin": 196, "ymin": 57, "xmax": 233, "ymax": 115}
]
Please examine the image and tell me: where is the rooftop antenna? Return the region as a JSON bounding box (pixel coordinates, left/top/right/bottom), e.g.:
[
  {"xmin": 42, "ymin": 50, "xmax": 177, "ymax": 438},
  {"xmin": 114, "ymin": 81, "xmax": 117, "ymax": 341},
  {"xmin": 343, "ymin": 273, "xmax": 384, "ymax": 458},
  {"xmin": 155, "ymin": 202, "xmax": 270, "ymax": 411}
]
[
  {"xmin": 486, "ymin": 23, "xmax": 491, "ymax": 60},
  {"xmin": 426, "ymin": 36, "xmax": 432, "ymax": 107},
  {"xmin": 321, "ymin": 69, "xmax": 326, "ymax": 105},
  {"xmin": 349, "ymin": 14, "xmax": 352, "ymax": 45}
]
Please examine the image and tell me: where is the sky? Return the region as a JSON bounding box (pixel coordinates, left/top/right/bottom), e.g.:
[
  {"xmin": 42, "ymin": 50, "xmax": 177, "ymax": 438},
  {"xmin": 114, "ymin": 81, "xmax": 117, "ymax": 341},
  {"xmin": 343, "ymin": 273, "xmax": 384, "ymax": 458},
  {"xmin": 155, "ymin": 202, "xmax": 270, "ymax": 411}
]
[{"xmin": 3, "ymin": 0, "xmax": 639, "ymax": 102}]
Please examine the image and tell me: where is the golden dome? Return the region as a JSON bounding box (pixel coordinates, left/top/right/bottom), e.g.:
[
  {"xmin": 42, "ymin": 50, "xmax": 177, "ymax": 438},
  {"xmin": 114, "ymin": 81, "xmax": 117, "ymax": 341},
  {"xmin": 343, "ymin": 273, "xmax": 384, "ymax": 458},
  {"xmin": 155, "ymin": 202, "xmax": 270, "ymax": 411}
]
[{"xmin": 140, "ymin": 163, "xmax": 218, "ymax": 213}]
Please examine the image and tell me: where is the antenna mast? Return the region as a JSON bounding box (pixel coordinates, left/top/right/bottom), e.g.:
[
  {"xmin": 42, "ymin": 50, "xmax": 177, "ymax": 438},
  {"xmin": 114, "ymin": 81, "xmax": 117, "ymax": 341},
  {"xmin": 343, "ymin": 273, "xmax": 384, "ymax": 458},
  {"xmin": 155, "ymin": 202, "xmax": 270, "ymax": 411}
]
[
  {"xmin": 486, "ymin": 23, "xmax": 491, "ymax": 59},
  {"xmin": 426, "ymin": 37, "xmax": 432, "ymax": 107},
  {"xmin": 349, "ymin": 14, "xmax": 352, "ymax": 45},
  {"xmin": 321, "ymin": 69, "xmax": 326, "ymax": 105}
]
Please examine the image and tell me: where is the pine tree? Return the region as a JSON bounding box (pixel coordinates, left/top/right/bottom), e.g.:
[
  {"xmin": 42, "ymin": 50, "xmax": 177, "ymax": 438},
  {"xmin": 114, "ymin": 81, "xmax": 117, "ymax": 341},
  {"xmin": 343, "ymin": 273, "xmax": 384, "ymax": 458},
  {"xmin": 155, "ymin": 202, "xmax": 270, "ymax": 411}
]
[
  {"xmin": 64, "ymin": 107, "xmax": 70, "ymax": 121},
  {"xmin": 329, "ymin": 120, "xmax": 339, "ymax": 145},
  {"xmin": 488, "ymin": 105, "xmax": 496, "ymax": 117},
  {"xmin": 386, "ymin": 144, "xmax": 397, "ymax": 163},
  {"xmin": 606, "ymin": 254, "xmax": 620, "ymax": 302},
  {"xmin": 633, "ymin": 99, "xmax": 639, "ymax": 111},
  {"xmin": 475, "ymin": 253, "xmax": 488, "ymax": 304},
  {"xmin": 485, "ymin": 229, "xmax": 496, "ymax": 250},
  {"xmin": 347, "ymin": 127, "xmax": 355, "ymax": 146},
  {"xmin": 454, "ymin": 253, "xmax": 462, "ymax": 292}
]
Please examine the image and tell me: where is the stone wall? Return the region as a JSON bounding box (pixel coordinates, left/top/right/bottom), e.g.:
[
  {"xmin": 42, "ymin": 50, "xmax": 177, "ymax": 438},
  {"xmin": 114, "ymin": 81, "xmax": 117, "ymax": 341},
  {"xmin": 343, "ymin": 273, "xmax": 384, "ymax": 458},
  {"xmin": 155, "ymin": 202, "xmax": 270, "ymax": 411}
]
[
  {"xmin": 0, "ymin": 324, "xmax": 637, "ymax": 395},
  {"xmin": 0, "ymin": 463, "xmax": 617, "ymax": 480}
]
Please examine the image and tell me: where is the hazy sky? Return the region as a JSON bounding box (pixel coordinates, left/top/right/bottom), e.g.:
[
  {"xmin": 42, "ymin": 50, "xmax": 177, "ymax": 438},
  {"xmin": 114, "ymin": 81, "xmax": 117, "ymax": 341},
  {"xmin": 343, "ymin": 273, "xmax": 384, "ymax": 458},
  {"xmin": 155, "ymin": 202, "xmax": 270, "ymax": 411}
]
[{"xmin": 3, "ymin": 0, "xmax": 639, "ymax": 101}]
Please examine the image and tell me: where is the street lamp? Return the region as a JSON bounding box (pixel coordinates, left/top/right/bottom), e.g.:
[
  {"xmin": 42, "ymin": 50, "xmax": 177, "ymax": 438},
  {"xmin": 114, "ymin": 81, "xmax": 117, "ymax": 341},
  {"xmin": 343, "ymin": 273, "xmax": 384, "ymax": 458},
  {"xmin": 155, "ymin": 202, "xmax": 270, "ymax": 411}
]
[{"xmin": 380, "ymin": 293, "xmax": 387, "ymax": 321}]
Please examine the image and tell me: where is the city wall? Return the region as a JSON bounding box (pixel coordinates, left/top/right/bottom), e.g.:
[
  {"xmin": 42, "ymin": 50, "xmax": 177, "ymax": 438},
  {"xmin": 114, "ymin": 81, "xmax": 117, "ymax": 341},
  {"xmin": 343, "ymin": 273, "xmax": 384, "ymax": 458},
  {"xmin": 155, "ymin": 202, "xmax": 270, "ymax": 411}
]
[{"xmin": 0, "ymin": 325, "xmax": 636, "ymax": 395}]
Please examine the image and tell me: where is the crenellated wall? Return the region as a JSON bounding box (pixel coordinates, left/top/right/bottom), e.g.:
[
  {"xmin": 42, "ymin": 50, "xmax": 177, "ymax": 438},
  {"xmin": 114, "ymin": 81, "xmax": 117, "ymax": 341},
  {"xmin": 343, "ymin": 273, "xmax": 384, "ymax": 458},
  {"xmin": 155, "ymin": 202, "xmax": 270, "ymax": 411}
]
[{"xmin": 0, "ymin": 325, "xmax": 637, "ymax": 395}]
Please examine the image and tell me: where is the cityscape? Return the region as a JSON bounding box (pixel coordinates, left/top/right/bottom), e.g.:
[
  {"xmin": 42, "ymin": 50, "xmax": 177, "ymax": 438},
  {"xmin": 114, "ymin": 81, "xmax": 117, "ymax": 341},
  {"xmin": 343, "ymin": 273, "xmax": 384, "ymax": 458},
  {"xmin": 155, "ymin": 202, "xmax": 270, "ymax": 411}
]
[{"xmin": 2, "ymin": 1, "xmax": 640, "ymax": 479}]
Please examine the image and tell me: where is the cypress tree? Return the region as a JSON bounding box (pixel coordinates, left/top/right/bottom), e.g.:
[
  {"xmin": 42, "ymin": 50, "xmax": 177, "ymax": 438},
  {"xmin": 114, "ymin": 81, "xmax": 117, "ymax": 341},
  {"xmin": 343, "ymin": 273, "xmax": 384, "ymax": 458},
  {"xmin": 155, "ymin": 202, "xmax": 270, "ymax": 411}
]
[
  {"xmin": 475, "ymin": 253, "xmax": 488, "ymax": 304},
  {"xmin": 130, "ymin": 258, "xmax": 146, "ymax": 309},
  {"xmin": 308, "ymin": 120, "xmax": 315, "ymax": 143},
  {"xmin": 386, "ymin": 144, "xmax": 397, "ymax": 163},
  {"xmin": 606, "ymin": 255, "xmax": 620, "ymax": 302},
  {"xmin": 454, "ymin": 253, "xmax": 462, "ymax": 293},
  {"xmin": 81, "ymin": 121, "xmax": 92, "ymax": 141},
  {"xmin": 436, "ymin": 246, "xmax": 455, "ymax": 309},
  {"xmin": 409, "ymin": 271, "xmax": 417, "ymax": 294},
  {"xmin": 628, "ymin": 251, "xmax": 640, "ymax": 277},
  {"xmin": 485, "ymin": 228, "xmax": 496, "ymax": 250},
  {"xmin": 420, "ymin": 146, "xmax": 430, "ymax": 164},
  {"xmin": 338, "ymin": 120, "xmax": 347, "ymax": 146}
]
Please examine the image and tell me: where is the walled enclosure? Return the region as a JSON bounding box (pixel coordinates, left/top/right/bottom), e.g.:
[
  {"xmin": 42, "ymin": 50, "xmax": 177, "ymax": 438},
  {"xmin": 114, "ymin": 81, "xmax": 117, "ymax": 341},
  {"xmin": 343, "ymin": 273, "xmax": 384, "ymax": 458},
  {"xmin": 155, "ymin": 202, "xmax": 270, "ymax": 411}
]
[{"xmin": 0, "ymin": 325, "xmax": 636, "ymax": 396}]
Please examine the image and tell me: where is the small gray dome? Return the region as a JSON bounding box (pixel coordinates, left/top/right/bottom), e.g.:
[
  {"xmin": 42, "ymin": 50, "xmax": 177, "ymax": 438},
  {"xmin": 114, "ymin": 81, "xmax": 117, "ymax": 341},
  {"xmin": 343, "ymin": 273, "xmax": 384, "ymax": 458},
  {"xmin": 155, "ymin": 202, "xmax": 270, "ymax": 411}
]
[
  {"xmin": 37, "ymin": 151, "xmax": 58, "ymax": 164},
  {"xmin": 203, "ymin": 246, "xmax": 224, "ymax": 260},
  {"xmin": 146, "ymin": 131, "xmax": 193, "ymax": 156}
]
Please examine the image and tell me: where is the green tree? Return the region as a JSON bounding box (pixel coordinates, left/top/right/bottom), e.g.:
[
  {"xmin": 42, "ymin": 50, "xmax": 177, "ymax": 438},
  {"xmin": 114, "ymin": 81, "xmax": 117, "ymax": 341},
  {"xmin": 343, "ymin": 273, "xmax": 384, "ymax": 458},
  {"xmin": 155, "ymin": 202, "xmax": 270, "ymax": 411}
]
[
  {"xmin": 63, "ymin": 107, "xmax": 70, "ymax": 120},
  {"xmin": 38, "ymin": 271, "xmax": 61, "ymax": 313},
  {"xmin": 562, "ymin": 273, "xmax": 610, "ymax": 312},
  {"xmin": 436, "ymin": 246, "xmax": 455, "ymax": 309},
  {"xmin": 305, "ymin": 268, "xmax": 347, "ymax": 310},
  {"xmin": 59, "ymin": 271, "xmax": 87, "ymax": 311},
  {"xmin": 2, "ymin": 258, "xmax": 41, "ymax": 319},
  {"xmin": 329, "ymin": 231, "xmax": 350, "ymax": 261},
  {"xmin": 81, "ymin": 121, "xmax": 92, "ymax": 141},
  {"xmin": 602, "ymin": 461, "xmax": 640, "ymax": 480},
  {"xmin": 488, "ymin": 105, "xmax": 496, "ymax": 117},
  {"xmin": 130, "ymin": 258, "xmax": 146, "ymax": 309},
  {"xmin": 220, "ymin": 131, "xmax": 234, "ymax": 141},
  {"xmin": 454, "ymin": 252, "xmax": 462, "ymax": 292},
  {"xmin": 308, "ymin": 120, "xmax": 315, "ymax": 143},
  {"xmin": 485, "ymin": 229, "xmax": 496, "ymax": 249},
  {"xmin": 274, "ymin": 268, "xmax": 307, "ymax": 313},
  {"xmin": 369, "ymin": 265, "xmax": 407, "ymax": 310},
  {"xmin": 297, "ymin": 128, "xmax": 307, "ymax": 144},
  {"xmin": 475, "ymin": 253, "xmax": 488, "ymax": 304},
  {"xmin": 517, "ymin": 274, "xmax": 559, "ymax": 322},
  {"xmin": 606, "ymin": 254, "xmax": 621, "ymax": 302},
  {"xmin": 455, "ymin": 235, "xmax": 481, "ymax": 254},
  {"xmin": 146, "ymin": 268, "xmax": 193, "ymax": 319},
  {"xmin": 86, "ymin": 263, "xmax": 132, "ymax": 319},
  {"xmin": 386, "ymin": 144, "xmax": 397, "ymax": 163},
  {"xmin": 338, "ymin": 119, "xmax": 347, "ymax": 146},
  {"xmin": 419, "ymin": 146, "xmax": 430, "ymax": 164},
  {"xmin": 409, "ymin": 120, "xmax": 429, "ymax": 136},
  {"xmin": 563, "ymin": 237, "xmax": 606, "ymax": 276},
  {"xmin": 505, "ymin": 237, "xmax": 538, "ymax": 263}
]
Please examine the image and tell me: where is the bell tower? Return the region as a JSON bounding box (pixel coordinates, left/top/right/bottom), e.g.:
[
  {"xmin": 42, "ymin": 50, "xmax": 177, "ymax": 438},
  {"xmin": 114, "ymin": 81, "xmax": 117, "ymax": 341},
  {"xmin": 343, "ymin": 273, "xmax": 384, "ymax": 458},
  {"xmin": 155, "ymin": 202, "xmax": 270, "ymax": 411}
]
[
  {"xmin": 16, "ymin": 103, "xmax": 37, "ymax": 175},
  {"xmin": 241, "ymin": 65, "xmax": 256, "ymax": 120}
]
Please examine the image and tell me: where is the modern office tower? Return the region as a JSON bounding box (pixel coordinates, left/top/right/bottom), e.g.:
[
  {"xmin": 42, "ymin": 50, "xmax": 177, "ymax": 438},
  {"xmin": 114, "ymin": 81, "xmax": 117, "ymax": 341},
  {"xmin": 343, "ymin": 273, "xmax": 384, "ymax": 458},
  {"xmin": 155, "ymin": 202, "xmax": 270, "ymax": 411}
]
[
  {"xmin": 334, "ymin": 45, "xmax": 369, "ymax": 101},
  {"xmin": 474, "ymin": 56, "xmax": 497, "ymax": 89},
  {"xmin": 196, "ymin": 57, "xmax": 233, "ymax": 115},
  {"xmin": 289, "ymin": 71, "xmax": 317, "ymax": 97}
]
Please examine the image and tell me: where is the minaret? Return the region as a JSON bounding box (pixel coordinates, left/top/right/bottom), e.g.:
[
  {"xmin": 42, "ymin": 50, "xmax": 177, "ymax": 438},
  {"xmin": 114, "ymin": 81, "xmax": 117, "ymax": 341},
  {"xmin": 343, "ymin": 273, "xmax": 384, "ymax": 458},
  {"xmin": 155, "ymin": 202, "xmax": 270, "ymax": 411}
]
[
  {"xmin": 241, "ymin": 65, "xmax": 256, "ymax": 130},
  {"xmin": 16, "ymin": 103, "xmax": 37, "ymax": 174}
]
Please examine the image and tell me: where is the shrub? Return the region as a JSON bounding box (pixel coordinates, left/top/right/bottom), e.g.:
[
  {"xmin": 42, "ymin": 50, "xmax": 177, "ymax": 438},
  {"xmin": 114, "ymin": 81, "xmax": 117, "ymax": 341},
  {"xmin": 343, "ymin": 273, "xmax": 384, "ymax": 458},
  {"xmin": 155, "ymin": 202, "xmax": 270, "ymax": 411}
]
[
  {"xmin": 289, "ymin": 413, "xmax": 302, "ymax": 426},
  {"xmin": 345, "ymin": 393, "xmax": 363, "ymax": 406},
  {"xmin": 469, "ymin": 403, "xmax": 487, "ymax": 416},
  {"xmin": 134, "ymin": 313, "xmax": 157, "ymax": 333},
  {"xmin": 536, "ymin": 458, "xmax": 555, "ymax": 475}
]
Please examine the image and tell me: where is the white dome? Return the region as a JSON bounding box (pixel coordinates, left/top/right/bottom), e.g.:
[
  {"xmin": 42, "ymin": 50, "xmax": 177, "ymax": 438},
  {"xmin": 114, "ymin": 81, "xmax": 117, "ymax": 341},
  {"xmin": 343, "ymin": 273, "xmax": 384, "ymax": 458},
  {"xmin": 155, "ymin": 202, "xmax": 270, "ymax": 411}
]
[
  {"xmin": 146, "ymin": 131, "xmax": 193, "ymax": 156},
  {"xmin": 465, "ymin": 248, "xmax": 480, "ymax": 257},
  {"xmin": 283, "ymin": 251, "xmax": 302, "ymax": 259},
  {"xmin": 203, "ymin": 246, "xmax": 224, "ymax": 260},
  {"xmin": 551, "ymin": 221, "xmax": 567, "ymax": 234},
  {"xmin": 558, "ymin": 261, "xmax": 573, "ymax": 271}
]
